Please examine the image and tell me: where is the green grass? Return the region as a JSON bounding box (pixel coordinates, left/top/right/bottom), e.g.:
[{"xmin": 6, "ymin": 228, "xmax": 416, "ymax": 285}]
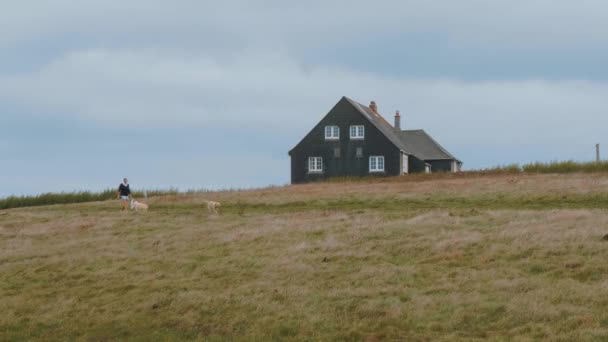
[
  {"xmin": 278, "ymin": 193, "xmax": 606, "ymax": 211},
  {"xmin": 523, "ymin": 160, "xmax": 608, "ymax": 173},
  {"xmin": 482, "ymin": 160, "xmax": 608, "ymax": 174},
  {"xmin": 2, "ymin": 173, "xmax": 608, "ymax": 340},
  {"xmin": 3, "ymin": 160, "xmax": 608, "ymax": 211},
  {"xmin": 0, "ymin": 189, "xmax": 179, "ymax": 210},
  {"xmin": 480, "ymin": 163, "xmax": 523, "ymax": 173}
]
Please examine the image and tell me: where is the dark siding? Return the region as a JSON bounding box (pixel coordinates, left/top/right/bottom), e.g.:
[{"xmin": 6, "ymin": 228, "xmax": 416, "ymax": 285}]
[
  {"xmin": 290, "ymin": 97, "xmax": 401, "ymax": 183},
  {"xmin": 427, "ymin": 160, "xmax": 455, "ymax": 172},
  {"xmin": 408, "ymin": 155, "xmax": 427, "ymax": 173}
]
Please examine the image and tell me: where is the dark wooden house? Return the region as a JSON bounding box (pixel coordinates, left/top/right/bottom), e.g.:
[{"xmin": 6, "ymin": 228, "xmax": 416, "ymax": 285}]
[{"xmin": 288, "ymin": 96, "xmax": 462, "ymax": 183}]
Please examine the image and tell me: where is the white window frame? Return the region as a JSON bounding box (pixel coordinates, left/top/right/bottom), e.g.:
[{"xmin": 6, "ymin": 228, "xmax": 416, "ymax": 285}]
[
  {"xmin": 325, "ymin": 126, "xmax": 340, "ymax": 140},
  {"xmin": 369, "ymin": 156, "xmax": 385, "ymax": 172},
  {"xmin": 308, "ymin": 157, "xmax": 323, "ymax": 173},
  {"xmin": 350, "ymin": 125, "xmax": 365, "ymax": 139}
]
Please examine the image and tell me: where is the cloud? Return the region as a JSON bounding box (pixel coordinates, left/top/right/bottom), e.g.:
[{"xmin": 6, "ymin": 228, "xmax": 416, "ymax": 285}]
[
  {"xmin": 3, "ymin": 1, "xmax": 608, "ymax": 81},
  {"xmin": 2, "ymin": 1, "xmax": 608, "ymax": 196},
  {"xmin": 2, "ymin": 47, "xmax": 607, "ymax": 143},
  {"xmin": 3, "ymin": 1, "xmax": 608, "ymax": 50}
]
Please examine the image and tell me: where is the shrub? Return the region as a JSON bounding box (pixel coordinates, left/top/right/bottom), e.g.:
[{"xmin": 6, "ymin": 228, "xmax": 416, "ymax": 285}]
[
  {"xmin": 481, "ymin": 164, "xmax": 522, "ymax": 173},
  {"xmin": 0, "ymin": 188, "xmax": 179, "ymax": 210},
  {"xmin": 522, "ymin": 160, "xmax": 608, "ymax": 173}
]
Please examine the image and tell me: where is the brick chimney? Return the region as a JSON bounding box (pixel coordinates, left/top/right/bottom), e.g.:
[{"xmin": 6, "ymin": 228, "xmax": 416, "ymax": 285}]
[
  {"xmin": 369, "ymin": 101, "xmax": 378, "ymax": 114},
  {"xmin": 394, "ymin": 110, "xmax": 401, "ymax": 131}
]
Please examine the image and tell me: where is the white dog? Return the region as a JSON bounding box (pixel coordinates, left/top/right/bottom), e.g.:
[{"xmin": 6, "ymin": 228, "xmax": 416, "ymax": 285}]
[
  {"xmin": 130, "ymin": 199, "xmax": 149, "ymax": 211},
  {"xmin": 206, "ymin": 201, "xmax": 221, "ymax": 215}
]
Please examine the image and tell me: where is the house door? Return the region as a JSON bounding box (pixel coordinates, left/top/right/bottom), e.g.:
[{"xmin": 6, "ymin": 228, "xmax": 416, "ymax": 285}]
[{"xmin": 403, "ymin": 154, "xmax": 409, "ymax": 174}]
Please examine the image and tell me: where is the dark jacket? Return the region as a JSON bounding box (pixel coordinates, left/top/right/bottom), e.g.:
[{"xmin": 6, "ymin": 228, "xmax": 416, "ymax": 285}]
[{"xmin": 118, "ymin": 183, "xmax": 131, "ymax": 197}]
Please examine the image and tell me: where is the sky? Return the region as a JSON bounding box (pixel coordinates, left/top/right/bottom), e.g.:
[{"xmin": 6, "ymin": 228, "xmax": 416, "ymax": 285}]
[{"xmin": 2, "ymin": 0, "xmax": 608, "ymax": 197}]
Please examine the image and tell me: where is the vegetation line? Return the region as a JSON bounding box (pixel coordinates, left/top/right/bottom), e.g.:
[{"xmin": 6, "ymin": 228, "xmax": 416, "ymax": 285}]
[
  {"xmin": 0, "ymin": 189, "xmax": 179, "ymax": 210},
  {"xmin": 161, "ymin": 194, "xmax": 608, "ymax": 215},
  {"xmin": 2, "ymin": 159, "xmax": 608, "ymax": 210},
  {"xmin": 483, "ymin": 160, "xmax": 608, "ymax": 173}
]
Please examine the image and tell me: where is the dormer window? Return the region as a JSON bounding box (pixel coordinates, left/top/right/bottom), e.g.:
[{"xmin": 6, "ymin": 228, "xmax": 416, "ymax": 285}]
[
  {"xmin": 325, "ymin": 126, "xmax": 340, "ymax": 140},
  {"xmin": 350, "ymin": 125, "xmax": 364, "ymax": 139}
]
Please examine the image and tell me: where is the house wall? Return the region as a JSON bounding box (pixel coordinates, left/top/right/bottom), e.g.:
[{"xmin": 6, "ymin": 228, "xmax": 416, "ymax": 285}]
[
  {"xmin": 427, "ymin": 160, "xmax": 456, "ymax": 172},
  {"xmin": 408, "ymin": 155, "xmax": 427, "ymax": 173},
  {"xmin": 290, "ymin": 98, "xmax": 401, "ymax": 183}
]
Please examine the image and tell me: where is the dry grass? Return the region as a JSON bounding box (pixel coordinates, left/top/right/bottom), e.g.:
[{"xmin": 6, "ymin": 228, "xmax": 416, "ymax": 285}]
[{"xmin": 2, "ymin": 174, "xmax": 608, "ymax": 340}]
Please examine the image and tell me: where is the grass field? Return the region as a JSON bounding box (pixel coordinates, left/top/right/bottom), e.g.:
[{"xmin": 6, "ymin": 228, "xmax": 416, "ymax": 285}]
[
  {"xmin": 2, "ymin": 173, "xmax": 608, "ymax": 340},
  {"xmin": 3, "ymin": 160, "xmax": 608, "ymax": 211}
]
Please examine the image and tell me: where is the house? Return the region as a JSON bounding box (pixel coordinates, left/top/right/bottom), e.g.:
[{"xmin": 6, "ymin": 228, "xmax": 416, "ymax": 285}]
[{"xmin": 288, "ymin": 96, "xmax": 462, "ymax": 183}]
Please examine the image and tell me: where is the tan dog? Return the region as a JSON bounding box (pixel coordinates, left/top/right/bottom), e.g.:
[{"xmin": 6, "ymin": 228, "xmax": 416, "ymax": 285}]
[
  {"xmin": 206, "ymin": 201, "xmax": 221, "ymax": 215},
  {"xmin": 130, "ymin": 199, "xmax": 149, "ymax": 211}
]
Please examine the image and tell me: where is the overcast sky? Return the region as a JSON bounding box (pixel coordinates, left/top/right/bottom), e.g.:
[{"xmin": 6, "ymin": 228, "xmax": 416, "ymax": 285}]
[{"xmin": 2, "ymin": 1, "xmax": 608, "ymax": 197}]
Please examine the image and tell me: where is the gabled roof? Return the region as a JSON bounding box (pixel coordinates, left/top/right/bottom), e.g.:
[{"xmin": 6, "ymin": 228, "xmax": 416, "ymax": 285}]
[
  {"xmin": 290, "ymin": 96, "xmax": 460, "ymax": 163},
  {"xmin": 345, "ymin": 97, "xmax": 459, "ymax": 162},
  {"xmin": 396, "ymin": 130, "xmax": 460, "ymax": 162},
  {"xmin": 344, "ymin": 97, "xmax": 412, "ymax": 154}
]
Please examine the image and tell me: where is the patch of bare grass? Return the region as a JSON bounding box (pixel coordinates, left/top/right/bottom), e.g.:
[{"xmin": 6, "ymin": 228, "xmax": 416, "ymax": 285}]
[{"xmin": 2, "ymin": 174, "xmax": 608, "ymax": 340}]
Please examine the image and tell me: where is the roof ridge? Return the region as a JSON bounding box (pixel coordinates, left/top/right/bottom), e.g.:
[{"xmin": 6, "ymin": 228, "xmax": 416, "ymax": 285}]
[
  {"xmin": 347, "ymin": 98, "xmax": 395, "ymax": 127},
  {"xmin": 344, "ymin": 97, "xmax": 413, "ymax": 155},
  {"xmin": 331, "ymin": 97, "xmax": 460, "ymax": 163}
]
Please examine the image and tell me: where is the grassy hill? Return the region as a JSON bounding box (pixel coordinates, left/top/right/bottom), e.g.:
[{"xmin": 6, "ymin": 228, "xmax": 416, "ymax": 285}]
[{"xmin": 2, "ymin": 173, "xmax": 608, "ymax": 340}]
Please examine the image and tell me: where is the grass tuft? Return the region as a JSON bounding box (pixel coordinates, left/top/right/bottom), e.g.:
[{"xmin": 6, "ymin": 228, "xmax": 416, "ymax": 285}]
[
  {"xmin": 0, "ymin": 189, "xmax": 179, "ymax": 210},
  {"xmin": 522, "ymin": 160, "xmax": 608, "ymax": 173}
]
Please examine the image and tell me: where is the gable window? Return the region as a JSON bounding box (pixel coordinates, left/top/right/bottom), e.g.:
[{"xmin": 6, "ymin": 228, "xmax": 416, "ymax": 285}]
[
  {"xmin": 369, "ymin": 156, "xmax": 385, "ymax": 172},
  {"xmin": 325, "ymin": 126, "xmax": 340, "ymax": 140},
  {"xmin": 350, "ymin": 125, "xmax": 364, "ymax": 139},
  {"xmin": 308, "ymin": 157, "xmax": 323, "ymax": 173},
  {"xmin": 356, "ymin": 147, "xmax": 363, "ymax": 157}
]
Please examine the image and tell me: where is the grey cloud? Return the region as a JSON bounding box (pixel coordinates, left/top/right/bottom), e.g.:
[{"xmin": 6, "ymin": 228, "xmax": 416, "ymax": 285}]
[
  {"xmin": 3, "ymin": 1, "xmax": 608, "ymax": 82},
  {"xmin": 2, "ymin": 46, "xmax": 607, "ymax": 147},
  {"xmin": 3, "ymin": 1, "xmax": 608, "ymax": 50},
  {"xmin": 3, "ymin": 1, "xmax": 608, "ymax": 196}
]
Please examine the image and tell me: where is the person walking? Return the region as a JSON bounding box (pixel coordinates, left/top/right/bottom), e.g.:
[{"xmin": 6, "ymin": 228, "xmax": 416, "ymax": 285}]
[{"xmin": 117, "ymin": 178, "xmax": 131, "ymax": 211}]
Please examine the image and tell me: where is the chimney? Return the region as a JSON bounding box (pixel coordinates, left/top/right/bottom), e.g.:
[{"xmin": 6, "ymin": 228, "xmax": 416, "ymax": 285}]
[
  {"xmin": 394, "ymin": 110, "xmax": 401, "ymax": 131},
  {"xmin": 369, "ymin": 101, "xmax": 378, "ymax": 114}
]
